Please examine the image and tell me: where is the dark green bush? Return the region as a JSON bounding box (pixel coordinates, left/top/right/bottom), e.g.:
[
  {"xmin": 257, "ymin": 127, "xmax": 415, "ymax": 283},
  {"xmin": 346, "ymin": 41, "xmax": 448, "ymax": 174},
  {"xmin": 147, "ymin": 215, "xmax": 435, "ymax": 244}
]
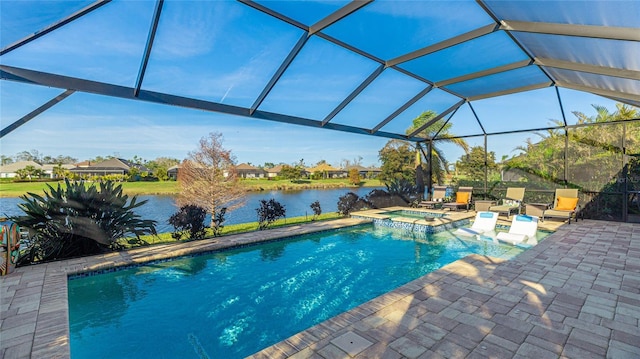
[
  {"xmin": 310, "ymin": 200, "xmax": 321, "ymax": 220},
  {"xmin": 168, "ymin": 204, "xmax": 207, "ymax": 240},
  {"xmin": 337, "ymin": 192, "xmax": 369, "ymax": 216},
  {"xmin": 256, "ymin": 199, "xmax": 286, "ymax": 230}
]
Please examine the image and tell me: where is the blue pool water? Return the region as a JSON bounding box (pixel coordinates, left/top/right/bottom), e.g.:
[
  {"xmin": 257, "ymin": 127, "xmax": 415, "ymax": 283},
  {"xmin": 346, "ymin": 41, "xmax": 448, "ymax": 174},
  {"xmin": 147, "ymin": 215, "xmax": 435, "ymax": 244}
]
[{"xmin": 68, "ymin": 225, "xmax": 524, "ymax": 359}]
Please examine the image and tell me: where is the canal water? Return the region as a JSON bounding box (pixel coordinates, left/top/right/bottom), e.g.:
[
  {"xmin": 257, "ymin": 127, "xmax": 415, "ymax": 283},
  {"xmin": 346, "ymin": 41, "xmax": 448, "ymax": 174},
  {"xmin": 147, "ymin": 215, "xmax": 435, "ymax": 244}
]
[{"xmin": 0, "ymin": 187, "xmax": 381, "ymax": 233}]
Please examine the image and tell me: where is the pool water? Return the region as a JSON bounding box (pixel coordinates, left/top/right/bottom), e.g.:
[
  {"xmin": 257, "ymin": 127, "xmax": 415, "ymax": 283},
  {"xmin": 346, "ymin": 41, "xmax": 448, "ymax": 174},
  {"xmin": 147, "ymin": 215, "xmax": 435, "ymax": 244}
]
[{"xmin": 68, "ymin": 225, "xmax": 523, "ymax": 359}]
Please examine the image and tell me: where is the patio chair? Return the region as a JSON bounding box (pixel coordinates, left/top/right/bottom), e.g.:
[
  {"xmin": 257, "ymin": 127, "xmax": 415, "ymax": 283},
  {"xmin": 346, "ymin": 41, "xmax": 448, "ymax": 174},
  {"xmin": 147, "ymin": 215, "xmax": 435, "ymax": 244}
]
[
  {"xmin": 418, "ymin": 185, "xmax": 447, "ymax": 208},
  {"xmin": 489, "ymin": 187, "xmax": 525, "ymax": 218},
  {"xmin": 542, "ymin": 188, "xmax": 581, "ymax": 224},
  {"xmin": 442, "ymin": 187, "xmax": 473, "ymax": 211},
  {"xmin": 453, "ymin": 211, "xmax": 498, "ymax": 238},
  {"xmin": 496, "ymin": 214, "xmax": 539, "ymax": 245}
]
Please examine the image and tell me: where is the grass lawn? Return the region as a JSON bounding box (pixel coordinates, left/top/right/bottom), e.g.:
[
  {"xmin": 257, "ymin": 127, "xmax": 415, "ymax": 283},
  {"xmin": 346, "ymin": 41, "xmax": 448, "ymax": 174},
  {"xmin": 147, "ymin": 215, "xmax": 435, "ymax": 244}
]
[
  {"xmin": 0, "ymin": 178, "xmax": 382, "ymax": 197},
  {"xmin": 124, "ymin": 212, "xmax": 345, "ymax": 247}
]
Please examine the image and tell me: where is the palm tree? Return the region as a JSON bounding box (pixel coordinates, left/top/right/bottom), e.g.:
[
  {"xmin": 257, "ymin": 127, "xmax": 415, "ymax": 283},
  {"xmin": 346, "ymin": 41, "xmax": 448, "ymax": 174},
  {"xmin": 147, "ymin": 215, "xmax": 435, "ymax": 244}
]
[{"xmin": 407, "ymin": 110, "xmax": 469, "ymax": 185}]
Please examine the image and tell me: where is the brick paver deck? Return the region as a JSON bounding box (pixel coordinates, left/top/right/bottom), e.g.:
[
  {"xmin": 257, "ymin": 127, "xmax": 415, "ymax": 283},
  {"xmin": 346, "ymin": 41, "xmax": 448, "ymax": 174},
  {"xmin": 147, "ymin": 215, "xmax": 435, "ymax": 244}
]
[{"xmin": 1, "ymin": 219, "xmax": 639, "ymax": 358}]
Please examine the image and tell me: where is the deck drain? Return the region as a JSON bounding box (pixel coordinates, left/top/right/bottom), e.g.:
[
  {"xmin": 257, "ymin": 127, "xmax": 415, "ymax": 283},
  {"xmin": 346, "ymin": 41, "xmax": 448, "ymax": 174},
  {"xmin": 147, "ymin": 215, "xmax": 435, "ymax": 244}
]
[{"xmin": 330, "ymin": 331, "xmax": 373, "ymax": 356}]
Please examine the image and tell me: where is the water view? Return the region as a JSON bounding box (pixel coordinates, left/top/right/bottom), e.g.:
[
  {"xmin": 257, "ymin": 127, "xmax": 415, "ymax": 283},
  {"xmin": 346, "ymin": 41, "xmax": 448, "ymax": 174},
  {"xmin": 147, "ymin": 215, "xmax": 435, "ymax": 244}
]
[{"xmin": 0, "ymin": 187, "xmax": 381, "ymax": 233}]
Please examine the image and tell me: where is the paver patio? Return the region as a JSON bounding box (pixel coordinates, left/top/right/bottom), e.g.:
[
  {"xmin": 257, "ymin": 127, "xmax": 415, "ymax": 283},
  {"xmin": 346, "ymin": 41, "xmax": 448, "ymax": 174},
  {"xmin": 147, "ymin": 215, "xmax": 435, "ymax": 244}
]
[{"xmin": 1, "ymin": 218, "xmax": 639, "ymax": 359}]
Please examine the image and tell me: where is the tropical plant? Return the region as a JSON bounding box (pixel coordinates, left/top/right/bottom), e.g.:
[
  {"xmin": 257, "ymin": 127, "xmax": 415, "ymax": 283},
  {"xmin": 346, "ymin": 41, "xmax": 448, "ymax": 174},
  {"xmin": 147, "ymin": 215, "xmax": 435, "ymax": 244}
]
[
  {"xmin": 168, "ymin": 204, "xmax": 207, "ymax": 240},
  {"xmin": 177, "ymin": 132, "xmax": 246, "ymax": 228},
  {"xmin": 52, "ymin": 164, "xmax": 70, "ymax": 179},
  {"xmin": 408, "ymin": 110, "xmax": 469, "ymax": 184},
  {"xmin": 15, "ymin": 165, "xmax": 44, "ymax": 181},
  {"xmin": 211, "ymin": 207, "xmax": 227, "ymax": 237},
  {"xmin": 256, "ymin": 199, "xmax": 286, "ymax": 230},
  {"xmin": 11, "ymin": 179, "xmax": 157, "ymax": 264}
]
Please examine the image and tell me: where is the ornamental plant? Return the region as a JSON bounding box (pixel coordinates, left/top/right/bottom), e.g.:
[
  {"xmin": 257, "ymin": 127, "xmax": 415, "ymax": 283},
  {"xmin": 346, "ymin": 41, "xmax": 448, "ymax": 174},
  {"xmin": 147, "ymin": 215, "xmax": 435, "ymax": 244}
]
[
  {"xmin": 310, "ymin": 200, "xmax": 322, "ymax": 220},
  {"xmin": 12, "ymin": 179, "xmax": 157, "ymax": 264},
  {"xmin": 168, "ymin": 204, "xmax": 207, "ymax": 240},
  {"xmin": 256, "ymin": 199, "xmax": 286, "ymax": 230}
]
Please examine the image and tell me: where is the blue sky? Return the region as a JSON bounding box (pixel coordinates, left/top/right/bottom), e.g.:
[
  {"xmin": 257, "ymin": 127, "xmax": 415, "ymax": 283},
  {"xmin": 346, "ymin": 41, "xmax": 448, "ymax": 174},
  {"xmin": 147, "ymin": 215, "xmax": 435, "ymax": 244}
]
[{"xmin": 0, "ymin": 0, "xmax": 630, "ymax": 168}]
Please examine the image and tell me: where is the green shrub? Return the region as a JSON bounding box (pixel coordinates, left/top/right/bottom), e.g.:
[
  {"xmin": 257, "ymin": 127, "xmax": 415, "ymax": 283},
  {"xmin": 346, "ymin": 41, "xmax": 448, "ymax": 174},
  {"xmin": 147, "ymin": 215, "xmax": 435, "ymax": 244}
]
[
  {"xmin": 337, "ymin": 192, "xmax": 368, "ymax": 216},
  {"xmin": 168, "ymin": 205, "xmax": 207, "ymax": 240},
  {"xmin": 256, "ymin": 199, "xmax": 286, "ymax": 230},
  {"xmin": 310, "ymin": 200, "xmax": 321, "ymax": 220},
  {"xmin": 12, "ymin": 179, "xmax": 157, "ymax": 265}
]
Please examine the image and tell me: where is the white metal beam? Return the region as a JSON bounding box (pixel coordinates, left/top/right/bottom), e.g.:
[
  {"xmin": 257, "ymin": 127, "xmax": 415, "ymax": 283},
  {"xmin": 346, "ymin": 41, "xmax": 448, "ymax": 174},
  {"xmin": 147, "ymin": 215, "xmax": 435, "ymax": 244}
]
[
  {"xmin": 535, "ymin": 58, "xmax": 640, "ymax": 80},
  {"xmin": 500, "ymin": 20, "xmax": 640, "ymax": 41}
]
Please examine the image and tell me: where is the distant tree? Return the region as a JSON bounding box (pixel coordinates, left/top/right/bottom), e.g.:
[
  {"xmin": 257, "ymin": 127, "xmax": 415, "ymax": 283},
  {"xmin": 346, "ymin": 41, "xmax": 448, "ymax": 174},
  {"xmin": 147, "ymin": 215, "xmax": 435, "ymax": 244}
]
[
  {"xmin": 127, "ymin": 167, "xmax": 141, "ymax": 182},
  {"xmin": 177, "ymin": 132, "xmax": 246, "ymax": 228},
  {"xmin": 263, "ymin": 162, "xmax": 275, "ymax": 169},
  {"xmin": 378, "ymin": 140, "xmax": 415, "ymax": 184},
  {"xmin": 316, "ymin": 159, "xmax": 327, "ymax": 166},
  {"xmin": 348, "ymin": 168, "xmax": 361, "ymax": 185},
  {"xmin": 15, "ymin": 165, "xmax": 44, "ymax": 181},
  {"xmin": 52, "ymin": 164, "xmax": 70, "ymax": 179},
  {"xmin": 129, "ymin": 155, "xmax": 146, "ymax": 165},
  {"xmin": 55, "ymin": 155, "xmax": 78, "ymax": 164},
  {"xmin": 15, "ymin": 150, "xmax": 42, "ymax": 163},
  {"xmin": 280, "ymin": 164, "xmax": 303, "ymax": 182},
  {"xmin": 456, "ymin": 146, "xmax": 498, "ymax": 180},
  {"xmin": 1, "ymin": 155, "xmax": 13, "ymax": 165},
  {"xmin": 341, "ymin": 156, "xmax": 363, "ymax": 169},
  {"xmin": 147, "ymin": 157, "xmax": 180, "ymax": 181}
]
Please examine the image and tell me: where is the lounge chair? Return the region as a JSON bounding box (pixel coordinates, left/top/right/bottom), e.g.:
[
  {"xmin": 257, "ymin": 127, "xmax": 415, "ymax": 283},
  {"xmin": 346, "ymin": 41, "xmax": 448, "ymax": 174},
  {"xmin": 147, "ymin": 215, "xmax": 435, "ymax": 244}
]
[
  {"xmin": 489, "ymin": 187, "xmax": 525, "ymax": 218},
  {"xmin": 542, "ymin": 188, "xmax": 581, "ymax": 224},
  {"xmin": 453, "ymin": 211, "xmax": 498, "ymax": 238},
  {"xmin": 419, "ymin": 185, "xmax": 447, "ymax": 208},
  {"xmin": 442, "ymin": 186, "xmax": 473, "ymax": 211},
  {"xmin": 496, "ymin": 214, "xmax": 539, "ymax": 245}
]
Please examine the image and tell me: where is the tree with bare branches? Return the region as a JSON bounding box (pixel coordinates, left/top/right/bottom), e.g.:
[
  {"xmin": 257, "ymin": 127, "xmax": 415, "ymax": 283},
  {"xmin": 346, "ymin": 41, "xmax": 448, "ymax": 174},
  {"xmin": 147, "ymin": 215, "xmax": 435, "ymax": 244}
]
[{"xmin": 177, "ymin": 132, "xmax": 246, "ymax": 229}]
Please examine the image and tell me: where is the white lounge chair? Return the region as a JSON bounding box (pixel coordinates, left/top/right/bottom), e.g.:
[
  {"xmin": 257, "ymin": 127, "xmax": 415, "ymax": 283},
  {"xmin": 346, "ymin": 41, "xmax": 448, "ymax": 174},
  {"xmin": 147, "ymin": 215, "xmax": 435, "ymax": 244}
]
[
  {"xmin": 496, "ymin": 214, "xmax": 539, "ymax": 245},
  {"xmin": 453, "ymin": 211, "xmax": 498, "ymax": 238}
]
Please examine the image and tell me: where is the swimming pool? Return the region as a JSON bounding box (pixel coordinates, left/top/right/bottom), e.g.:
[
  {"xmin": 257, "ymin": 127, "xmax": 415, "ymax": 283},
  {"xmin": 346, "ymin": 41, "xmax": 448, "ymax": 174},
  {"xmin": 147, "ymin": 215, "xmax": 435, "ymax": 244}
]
[{"xmin": 68, "ymin": 224, "xmax": 524, "ymax": 358}]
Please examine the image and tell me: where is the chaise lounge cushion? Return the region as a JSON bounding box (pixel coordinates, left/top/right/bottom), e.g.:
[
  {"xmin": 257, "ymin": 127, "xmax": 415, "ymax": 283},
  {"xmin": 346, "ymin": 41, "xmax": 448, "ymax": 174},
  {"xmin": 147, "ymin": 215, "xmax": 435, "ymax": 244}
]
[
  {"xmin": 456, "ymin": 192, "xmax": 470, "ymax": 204},
  {"xmin": 556, "ymin": 196, "xmax": 579, "ymax": 210}
]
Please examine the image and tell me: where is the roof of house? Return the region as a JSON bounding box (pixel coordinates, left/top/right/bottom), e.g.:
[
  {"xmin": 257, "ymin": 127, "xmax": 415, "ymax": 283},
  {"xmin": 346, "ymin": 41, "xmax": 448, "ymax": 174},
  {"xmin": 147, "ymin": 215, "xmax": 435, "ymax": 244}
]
[
  {"xmin": 40, "ymin": 164, "xmax": 76, "ymax": 171},
  {"xmin": 306, "ymin": 163, "xmax": 343, "ymax": 173},
  {"xmin": 265, "ymin": 165, "xmax": 285, "ymax": 173},
  {"xmin": 0, "ymin": 161, "xmax": 42, "ymax": 172},
  {"xmin": 235, "ymin": 163, "xmax": 263, "ymax": 171},
  {"xmin": 70, "ymin": 158, "xmax": 150, "ymax": 172}
]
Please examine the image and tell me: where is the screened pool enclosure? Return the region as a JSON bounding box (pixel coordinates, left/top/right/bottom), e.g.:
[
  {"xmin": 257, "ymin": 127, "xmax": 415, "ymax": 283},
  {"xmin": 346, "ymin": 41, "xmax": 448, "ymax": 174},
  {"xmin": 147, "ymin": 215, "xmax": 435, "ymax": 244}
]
[{"xmin": 1, "ymin": 0, "xmax": 639, "ymax": 221}]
